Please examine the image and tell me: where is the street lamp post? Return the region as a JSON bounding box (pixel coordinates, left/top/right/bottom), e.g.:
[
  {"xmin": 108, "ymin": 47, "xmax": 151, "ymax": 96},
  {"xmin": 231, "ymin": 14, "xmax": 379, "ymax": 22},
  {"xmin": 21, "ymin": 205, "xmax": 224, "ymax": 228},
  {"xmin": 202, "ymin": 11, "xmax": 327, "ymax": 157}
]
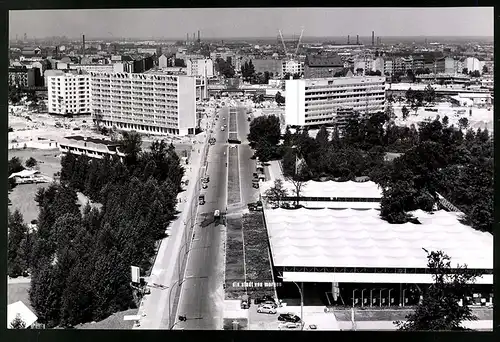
[{"xmin": 277, "ymin": 275, "xmax": 304, "ymax": 330}]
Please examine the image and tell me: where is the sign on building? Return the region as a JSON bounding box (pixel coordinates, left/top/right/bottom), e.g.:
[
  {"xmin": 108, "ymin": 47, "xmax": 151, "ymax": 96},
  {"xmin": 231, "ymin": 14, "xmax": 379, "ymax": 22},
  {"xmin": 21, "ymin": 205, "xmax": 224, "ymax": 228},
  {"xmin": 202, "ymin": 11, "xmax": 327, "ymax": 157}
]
[{"xmin": 131, "ymin": 265, "xmax": 140, "ymax": 284}]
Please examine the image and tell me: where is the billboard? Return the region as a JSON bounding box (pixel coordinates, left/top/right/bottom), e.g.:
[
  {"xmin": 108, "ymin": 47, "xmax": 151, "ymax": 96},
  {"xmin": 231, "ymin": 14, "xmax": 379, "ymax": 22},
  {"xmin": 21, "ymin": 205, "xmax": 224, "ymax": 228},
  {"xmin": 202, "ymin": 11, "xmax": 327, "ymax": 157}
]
[{"xmin": 131, "ymin": 265, "xmax": 140, "ymax": 284}]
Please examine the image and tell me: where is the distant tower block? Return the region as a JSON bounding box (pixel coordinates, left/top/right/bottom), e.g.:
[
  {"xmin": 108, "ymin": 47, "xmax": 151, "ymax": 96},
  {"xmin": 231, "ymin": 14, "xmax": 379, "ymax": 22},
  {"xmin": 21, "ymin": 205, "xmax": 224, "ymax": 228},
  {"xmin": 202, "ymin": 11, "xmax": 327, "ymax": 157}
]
[
  {"xmin": 198, "ymin": 30, "xmax": 200, "ymax": 43},
  {"xmin": 187, "ymin": 33, "xmax": 189, "ymax": 43},
  {"xmin": 348, "ymin": 35, "xmax": 350, "ymax": 44},
  {"xmin": 356, "ymin": 35, "xmax": 359, "ymax": 45},
  {"xmin": 82, "ymin": 34, "xmax": 86, "ymax": 57},
  {"xmin": 372, "ymin": 31, "xmax": 375, "ymax": 46}
]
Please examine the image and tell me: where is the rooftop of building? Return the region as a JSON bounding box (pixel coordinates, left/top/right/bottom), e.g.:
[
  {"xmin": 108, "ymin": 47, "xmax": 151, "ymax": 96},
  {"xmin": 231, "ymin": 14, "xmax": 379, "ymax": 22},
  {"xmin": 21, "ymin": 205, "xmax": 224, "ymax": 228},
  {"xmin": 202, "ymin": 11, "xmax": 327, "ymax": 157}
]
[
  {"xmin": 265, "ymin": 207, "xmax": 492, "ymax": 270},
  {"xmin": 305, "ymin": 53, "xmax": 343, "ymax": 67},
  {"xmin": 63, "ymin": 136, "xmax": 121, "ymax": 146}
]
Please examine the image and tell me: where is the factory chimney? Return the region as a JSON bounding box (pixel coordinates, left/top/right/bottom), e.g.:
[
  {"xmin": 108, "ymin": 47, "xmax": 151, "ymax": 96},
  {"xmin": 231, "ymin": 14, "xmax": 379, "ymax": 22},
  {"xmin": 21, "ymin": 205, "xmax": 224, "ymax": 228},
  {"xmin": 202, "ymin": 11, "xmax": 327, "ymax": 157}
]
[
  {"xmin": 347, "ymin": 35, "xmax": 350, "ymax": 45},
  {"xmin": 356, "ymin": 35, "xmax": 359, "ymax": 45},
  {"xmin": 372, "ymin": 31, "xmax": 375, "ymax": 46},
  {"xmin": 82, "ymin": 34, "xmax": 85, "ymax": 57}
]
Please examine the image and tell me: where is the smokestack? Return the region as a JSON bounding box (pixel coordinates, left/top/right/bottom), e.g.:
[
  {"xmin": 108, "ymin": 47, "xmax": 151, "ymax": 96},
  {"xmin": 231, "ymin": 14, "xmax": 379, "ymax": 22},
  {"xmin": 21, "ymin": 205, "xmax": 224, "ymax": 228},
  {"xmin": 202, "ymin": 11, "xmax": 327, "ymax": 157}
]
[
  {"xmin": 372, "ymin": 31, "xmax": 375, "ymax": 46},
  {"xmin": 198, "ymin": 30, "xmax": 200, "ymax": 43},
  {"xmin": 356, "ymin": 35, "xmax": 359, "ymax": 45},
  {"xmin": 82, "ymin": 34, "xmax": 85, "ymax": 57},
  {"xmin": 347, "ymin": 35, "xmax": 350, "ymax": 45}
]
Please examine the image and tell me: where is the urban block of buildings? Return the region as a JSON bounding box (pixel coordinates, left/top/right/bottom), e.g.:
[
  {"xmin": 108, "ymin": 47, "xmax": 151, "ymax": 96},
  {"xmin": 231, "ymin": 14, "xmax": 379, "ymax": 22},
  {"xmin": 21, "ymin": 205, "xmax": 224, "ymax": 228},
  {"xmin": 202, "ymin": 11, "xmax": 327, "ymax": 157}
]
[{"xmin": 285, "ymin": 76, "xmax": 386, "ymax": 127}]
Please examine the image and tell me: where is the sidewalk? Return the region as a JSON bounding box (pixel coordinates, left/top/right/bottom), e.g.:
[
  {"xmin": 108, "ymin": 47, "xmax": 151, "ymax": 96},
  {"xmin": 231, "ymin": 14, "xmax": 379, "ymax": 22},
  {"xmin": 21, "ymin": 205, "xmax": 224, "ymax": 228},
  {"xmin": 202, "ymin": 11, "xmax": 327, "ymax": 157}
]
[{"xmin": 135, "ymin": 133, "xmax": 206, "ymax": 330}]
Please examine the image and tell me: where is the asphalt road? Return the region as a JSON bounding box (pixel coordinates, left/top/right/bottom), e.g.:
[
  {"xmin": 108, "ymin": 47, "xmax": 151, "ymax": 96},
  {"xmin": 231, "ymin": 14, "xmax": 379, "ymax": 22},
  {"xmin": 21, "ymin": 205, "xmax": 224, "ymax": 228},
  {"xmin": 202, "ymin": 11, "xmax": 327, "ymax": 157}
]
[
  {"xmin": 236, "ymin": 104, "xmax": 259, "ymax": 206},
  {"xmin": 174, "ymin": 107, "xmax": 229, "ymax": 330}
]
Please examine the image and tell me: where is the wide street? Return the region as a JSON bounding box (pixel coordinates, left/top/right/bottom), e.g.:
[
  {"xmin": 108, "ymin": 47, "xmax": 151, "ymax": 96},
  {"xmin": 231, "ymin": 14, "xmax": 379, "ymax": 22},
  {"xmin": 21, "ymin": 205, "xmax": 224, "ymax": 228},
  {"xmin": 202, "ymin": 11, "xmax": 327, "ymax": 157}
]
[
  {"xmin": 173, "ymin": 106, "xmax": 230, "ymax": 330},
  {"xmin": 235, "ymin": 104, "xmax": 260, "ymax": 206}
]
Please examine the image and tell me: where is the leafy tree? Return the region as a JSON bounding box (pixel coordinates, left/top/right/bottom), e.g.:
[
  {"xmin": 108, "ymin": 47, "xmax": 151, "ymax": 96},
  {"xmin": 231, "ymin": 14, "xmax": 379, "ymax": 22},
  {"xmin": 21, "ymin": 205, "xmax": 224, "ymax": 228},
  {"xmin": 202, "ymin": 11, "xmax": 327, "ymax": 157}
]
[
  {"xmin": 9, "ymin": 87, "xmax": 23, "ymax": 105},
  {"xmin": 8, "ymin": 157, "xmax": 25, "ymax": 175},
  {"xmin": 442, "ymin": 116, "xmax": 449, "ymax": 126},
  {"xmin": 395, "ymin": 250, "xmax": 480, "ymax": 331},
  {"xmin": 462, "ymin": 68, "xmax": 468, "ymax": 75},
  {"xmin": 25, "ymin": 157, "xmax": 38, "ymax": 168},
  {"xmin": 458, "ymin": 117, "xmax": 469, "ymax": 130},
  {"xmin": 275, "ymin": 91, "xmax": 285, "ymax": 105},
  {"xmin": 248, "ymin": 115, "xmax": 282, "ymax": 160},
  {"xmin": 315, "ymin": 125, "xmax": 330, "ymax": 150},
  {"xmin": 401, "ymin": 106, "xmax": 410, "ymax": 120},
  {"xmin": 423, "ymin": 85, "xmax": 436, "ymax": 104},
  {"xmin": 482, "ymin": 65, "xmax": 488, "ymax": 74},
  {"xmin": 469, "ymin": 70, "xmax": 480, "ymax": 78},
  {"xmin": 10, "ymin": 314, "xmax": 27, "ymax": 329},
  {"xmin": 264, "ymin": 179, "xmax": 289, "ymax": 208},
  {"xmin": 120, "ymin": 131, "xmax": 142, "ymax": 167},
  {"xmin": 8, "ymin": 209, "xmax": 29, "ymax": 277}
]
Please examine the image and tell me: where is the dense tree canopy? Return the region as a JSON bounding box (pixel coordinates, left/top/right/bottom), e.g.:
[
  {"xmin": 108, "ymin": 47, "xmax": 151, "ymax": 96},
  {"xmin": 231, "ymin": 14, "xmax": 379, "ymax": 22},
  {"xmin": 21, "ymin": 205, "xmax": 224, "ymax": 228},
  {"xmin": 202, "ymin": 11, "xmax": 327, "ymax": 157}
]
[
  {"xmin": 28, "ymin": 133, "xmax": 184, "ymax": 327},
  {"xmin": 248, "ymin": 115, "xmax": 282, "ymax": 162},
  {"xmin": 395, "ymin": 250, "xmax": 480, "ymax": 331}
]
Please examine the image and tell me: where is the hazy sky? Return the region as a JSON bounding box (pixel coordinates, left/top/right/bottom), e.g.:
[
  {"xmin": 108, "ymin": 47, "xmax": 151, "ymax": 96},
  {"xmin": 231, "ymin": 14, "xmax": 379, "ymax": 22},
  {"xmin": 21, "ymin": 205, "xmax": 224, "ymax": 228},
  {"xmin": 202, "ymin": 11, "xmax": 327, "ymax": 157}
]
[{"xmin": 10, "ymin": 8, "xmax": 494, "ymax": 40}]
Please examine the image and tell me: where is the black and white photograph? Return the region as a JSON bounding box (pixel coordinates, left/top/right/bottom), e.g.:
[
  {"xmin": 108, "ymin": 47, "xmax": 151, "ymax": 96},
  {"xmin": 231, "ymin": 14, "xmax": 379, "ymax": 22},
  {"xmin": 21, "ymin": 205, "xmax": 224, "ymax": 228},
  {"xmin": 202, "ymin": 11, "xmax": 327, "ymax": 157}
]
[{"xmin": 7, "ymin": 7, "xmax": 494, "ymax": 331}]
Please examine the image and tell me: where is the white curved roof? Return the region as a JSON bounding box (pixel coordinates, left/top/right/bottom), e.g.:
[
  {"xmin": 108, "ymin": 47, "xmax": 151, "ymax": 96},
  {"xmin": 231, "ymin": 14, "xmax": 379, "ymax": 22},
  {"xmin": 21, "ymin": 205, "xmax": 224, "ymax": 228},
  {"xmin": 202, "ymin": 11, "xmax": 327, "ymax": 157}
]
[
  {"xmin": 260, "ymin": 180, "xmax": 382, "ymax": 199},
  {"xmin": 265, "ymin": 208, "xmax": 492, "ymax": 270}
]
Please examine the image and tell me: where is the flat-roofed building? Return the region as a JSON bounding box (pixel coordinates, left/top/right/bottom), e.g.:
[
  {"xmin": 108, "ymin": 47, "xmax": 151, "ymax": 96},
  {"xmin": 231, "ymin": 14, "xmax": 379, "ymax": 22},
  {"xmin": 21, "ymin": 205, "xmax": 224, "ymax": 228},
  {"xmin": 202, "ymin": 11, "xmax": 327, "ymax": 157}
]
[
  {"xmin": 90, "ymin": 72, "xmax": 197, "ymax": 136},
  {"xmin": 59, "ymin": 135, "xmax": 125, "ymax": 160},
  {"xmin": 186, "ymin": 58, "xmax": 214, "ymax": 78},
  {"xmin": 47, "ymin": 72, "xmax": 91, "ymax": 115},
  {"xmin": 285, "ymin": 76, "xmax": 386, "ymax": 127},
  {"xmin": 304, "ymin": 53, "xmax": 344, "ymax": 78}
]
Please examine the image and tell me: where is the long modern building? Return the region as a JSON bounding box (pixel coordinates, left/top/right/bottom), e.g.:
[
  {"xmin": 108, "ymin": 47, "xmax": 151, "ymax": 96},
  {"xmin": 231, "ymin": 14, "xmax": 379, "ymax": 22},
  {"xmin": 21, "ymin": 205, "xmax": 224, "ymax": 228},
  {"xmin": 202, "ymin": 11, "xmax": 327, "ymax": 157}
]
[
  {"xmin": 47, "ymin": 72, "xmax": 91, "ymax": 115},
  {"xmin": 285, "ymin": 76, "xmax": 386, "ymax": 127},
  {"xmin": 90, "ymin": 72, "xmax": 197, "ymax": 136}
]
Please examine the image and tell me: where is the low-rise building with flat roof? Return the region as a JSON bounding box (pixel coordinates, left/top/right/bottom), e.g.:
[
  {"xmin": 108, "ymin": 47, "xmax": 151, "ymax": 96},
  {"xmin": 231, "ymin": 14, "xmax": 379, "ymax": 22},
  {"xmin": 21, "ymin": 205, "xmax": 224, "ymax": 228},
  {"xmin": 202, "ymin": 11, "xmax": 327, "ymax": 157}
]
[{"xmin": 59, "ymin": 135, "xmax": 125, "ymax": 160}]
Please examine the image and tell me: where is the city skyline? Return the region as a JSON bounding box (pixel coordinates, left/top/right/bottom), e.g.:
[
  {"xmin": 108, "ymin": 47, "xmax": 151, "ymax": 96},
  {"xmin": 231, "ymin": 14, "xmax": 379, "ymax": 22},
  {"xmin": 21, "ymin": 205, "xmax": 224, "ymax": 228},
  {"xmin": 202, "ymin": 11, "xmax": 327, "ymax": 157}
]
[{"xmin": 10, "ymin": 7, "xmax": 494, "ymax": 40}]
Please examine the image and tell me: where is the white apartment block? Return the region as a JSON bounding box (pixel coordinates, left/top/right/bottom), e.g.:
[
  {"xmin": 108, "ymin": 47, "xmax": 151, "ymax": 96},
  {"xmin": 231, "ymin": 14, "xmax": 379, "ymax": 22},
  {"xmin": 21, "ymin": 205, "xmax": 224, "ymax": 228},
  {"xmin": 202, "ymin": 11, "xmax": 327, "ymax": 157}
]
[
  {"xmin": 48, "ymin": 72, "xmax": 91, "ymax": 115},
  {"xmin": 71, "ymin": 63, "xmax": 125, "ymax": 74},
  {"xmin": 90, "ymin": 72, "xmax": 197, "ymax": 136},
  {"xmin": 186, "ymin": 58, "xmax": 214, "ymax": 78},
  {"xmin": 285, "ymin": 76, "xmax": 386, "ymax": 127},
  {"xmin": 282, "ymin": 59, "xmax": 304, "ymax": 76}
]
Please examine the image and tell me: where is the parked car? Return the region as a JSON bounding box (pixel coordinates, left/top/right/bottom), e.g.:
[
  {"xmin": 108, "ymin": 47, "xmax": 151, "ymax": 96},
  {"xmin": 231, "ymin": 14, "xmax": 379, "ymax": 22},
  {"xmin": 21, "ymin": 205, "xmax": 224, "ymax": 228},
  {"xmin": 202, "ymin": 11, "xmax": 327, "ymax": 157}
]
[
  {"xmin": 257, "ymin": 304, "xmax": 277, "ymax": 314},
  {"xmin": 252, "ymin": 182, "xmax": 259, "ymax": 189},
  {"xmin": 278, "ymin": 313, "xmax": 301, "ymax": 323},
  {"xmin": 254, "ymin": 295, "xmax": 276, "ymax": 305},
  {"xmin": 202, "ymin": 183, "xmax": 208, "ymax": 189}
]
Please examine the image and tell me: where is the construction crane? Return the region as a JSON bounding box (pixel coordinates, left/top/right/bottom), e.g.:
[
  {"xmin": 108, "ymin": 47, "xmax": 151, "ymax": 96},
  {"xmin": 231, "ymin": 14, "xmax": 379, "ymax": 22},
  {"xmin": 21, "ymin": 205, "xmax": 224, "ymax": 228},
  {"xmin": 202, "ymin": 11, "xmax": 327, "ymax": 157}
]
[
  {"xmin": 278, "ymin": 29, "xmax": 288, "ymax": 56},
  {"xmin": 294, "ymin": 27, "xmax": 304, "ymax": 56}
]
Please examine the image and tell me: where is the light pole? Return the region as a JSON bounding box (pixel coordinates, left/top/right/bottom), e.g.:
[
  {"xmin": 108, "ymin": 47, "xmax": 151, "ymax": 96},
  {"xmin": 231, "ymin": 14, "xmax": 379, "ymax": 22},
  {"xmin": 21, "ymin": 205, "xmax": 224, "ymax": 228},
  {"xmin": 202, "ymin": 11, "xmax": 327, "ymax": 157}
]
[{"xmin": 277, "ymin": 275, "xmax": 304, "ymax": 330}]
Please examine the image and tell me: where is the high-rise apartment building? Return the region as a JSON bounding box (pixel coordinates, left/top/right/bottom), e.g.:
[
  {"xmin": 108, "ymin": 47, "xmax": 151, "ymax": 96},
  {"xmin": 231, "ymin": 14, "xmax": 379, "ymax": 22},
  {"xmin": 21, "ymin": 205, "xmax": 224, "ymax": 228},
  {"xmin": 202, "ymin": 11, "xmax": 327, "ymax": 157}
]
[
  {"xmin": 48, "ymin": 72, "xmax": 91, "ymax": 115},
  {"xmin": 285, "ymin": 76, "xmax": 386, "ymax": 127},
  {"xmin": 90, "ymin": 72, "xmax": 197, "ymax": 136},
  {"xmin": 186, "ymin": 58, "xmax": 214, "ymax": 78}
]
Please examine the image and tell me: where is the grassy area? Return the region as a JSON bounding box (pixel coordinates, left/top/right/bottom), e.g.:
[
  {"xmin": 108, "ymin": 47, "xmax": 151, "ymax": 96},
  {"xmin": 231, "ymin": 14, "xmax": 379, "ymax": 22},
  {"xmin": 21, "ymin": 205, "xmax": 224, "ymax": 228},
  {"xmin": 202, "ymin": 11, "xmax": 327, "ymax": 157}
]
[
  {"xmin": 9, "ymin": 183, "xmax": 48, "ymax": 223},
  {"xmin": 333, "ymin": 307, "xmax": 494, "ymax": 321},
  {"xmin": 241, "ymin": 213, "xmax": 274, "ymax": 298},
  {"xmin": 8, "ymin": 283, "xmax": 31, "ymax": 308},
  {"xmin": 8, "ymin": 148, "xmax": 62, "ymax": 178},
  {"xmin": 225, "ymin": 215, "xmax": 246, "ymax": 300},
  {"xmin": 223, "ymin": 317, "xmax": 248, "ymax": 330},
  {"xmin": 227, "ymin": 148, "xmax": 241, "ymax": 205},
  {"xmin": 8, "ymin": 149, "xmax": 62, "ymax": 223},
  {"xmin": 229, "ymin": 112, "xmax": 237, "ymax": 132}
]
